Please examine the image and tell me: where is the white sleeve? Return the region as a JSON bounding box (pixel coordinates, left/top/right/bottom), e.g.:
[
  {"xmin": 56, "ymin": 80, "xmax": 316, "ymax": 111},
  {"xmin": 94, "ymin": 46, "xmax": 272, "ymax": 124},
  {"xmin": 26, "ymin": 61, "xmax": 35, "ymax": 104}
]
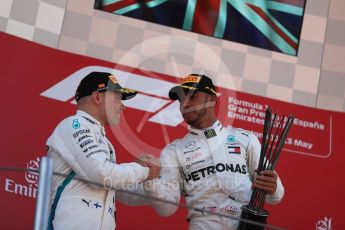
[
  {"xmin": 115, "ymin": 182, "xmax": 151, "ymax": 206},
  {"xmin": 246, "ymin": 133, "xmax": 285, "ymax": 204},
  {"xmin": 246, "ymin": 133, "xmax": 261, "ymax": 181},
  {"xmin": 116, "ymin": 145, "xmax": 182, "ymax": 215},
  {"xmin": 48, "ymin": 119, "xmax": 149, "ymax": 188},
  {"xmin": 143, "ymin": 145, "xmax": 182, "ymax": 217}
]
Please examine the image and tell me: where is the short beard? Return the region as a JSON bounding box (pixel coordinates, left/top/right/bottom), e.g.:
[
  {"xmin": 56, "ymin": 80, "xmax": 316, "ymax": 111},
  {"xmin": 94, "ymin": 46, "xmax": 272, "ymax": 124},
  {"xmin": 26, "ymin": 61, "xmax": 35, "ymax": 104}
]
[
  {"xmin": 187, "ymin": 108, "xmax": 207, "ymax": 127},
  {"xmin": 184, "ymin": 97, "xmax": 210, "ymax": 127}
]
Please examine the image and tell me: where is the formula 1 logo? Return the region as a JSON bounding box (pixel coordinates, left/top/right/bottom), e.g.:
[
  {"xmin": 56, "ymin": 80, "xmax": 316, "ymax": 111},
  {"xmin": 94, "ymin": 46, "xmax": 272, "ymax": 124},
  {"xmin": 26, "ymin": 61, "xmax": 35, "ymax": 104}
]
[{"xmin": 40, "ymin": 66, "xmax": 184, "ymax": 127}]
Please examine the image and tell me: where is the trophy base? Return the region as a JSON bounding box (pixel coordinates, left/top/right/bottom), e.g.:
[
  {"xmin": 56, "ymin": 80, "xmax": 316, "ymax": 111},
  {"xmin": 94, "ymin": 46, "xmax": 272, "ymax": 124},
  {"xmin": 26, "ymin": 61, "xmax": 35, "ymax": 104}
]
[{"xmin": 237, "ymin": 205, "xmax": 269, "ymax": 230}]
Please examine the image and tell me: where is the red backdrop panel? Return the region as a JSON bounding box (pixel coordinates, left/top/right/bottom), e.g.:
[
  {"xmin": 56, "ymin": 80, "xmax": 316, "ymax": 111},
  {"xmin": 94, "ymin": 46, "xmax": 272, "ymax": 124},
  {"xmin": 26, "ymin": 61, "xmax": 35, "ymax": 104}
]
[{"xmin": 0, "ymin": 32, "xmax": 343, "ymax": 230}]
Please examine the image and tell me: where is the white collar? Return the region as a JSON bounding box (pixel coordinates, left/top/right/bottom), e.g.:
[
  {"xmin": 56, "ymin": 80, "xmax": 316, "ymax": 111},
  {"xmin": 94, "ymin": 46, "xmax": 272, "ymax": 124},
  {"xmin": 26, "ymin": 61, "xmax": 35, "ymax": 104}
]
[{"xmin": 76, "ymin": 110, "xmax": 106, "ymax": 135}]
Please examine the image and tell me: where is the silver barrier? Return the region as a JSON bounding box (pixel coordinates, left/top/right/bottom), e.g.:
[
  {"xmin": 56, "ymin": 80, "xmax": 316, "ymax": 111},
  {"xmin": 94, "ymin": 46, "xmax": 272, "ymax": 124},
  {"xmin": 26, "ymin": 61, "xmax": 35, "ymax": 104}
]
[{"xmin": 33, "ymin": 157, "xmax": 53, "ymax": 230}]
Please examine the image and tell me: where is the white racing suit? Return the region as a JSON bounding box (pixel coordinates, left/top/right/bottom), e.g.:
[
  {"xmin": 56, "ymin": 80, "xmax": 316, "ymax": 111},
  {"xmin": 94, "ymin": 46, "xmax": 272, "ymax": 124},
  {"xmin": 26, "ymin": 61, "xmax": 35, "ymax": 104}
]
[
  {"xmin": 46, "ymin": 110, "xmax": 149, "ymax": 230},
  {"xmin": 144, "ymin": 120, "xmax": 284, "ymax": 230}
]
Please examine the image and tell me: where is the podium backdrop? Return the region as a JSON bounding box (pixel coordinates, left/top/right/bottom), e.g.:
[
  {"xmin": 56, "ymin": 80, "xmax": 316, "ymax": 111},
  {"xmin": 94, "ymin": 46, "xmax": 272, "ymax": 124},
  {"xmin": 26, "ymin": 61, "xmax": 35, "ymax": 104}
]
[{"xmin": 0, "ymin": 32, "xmax": 343, "ymax": 230}]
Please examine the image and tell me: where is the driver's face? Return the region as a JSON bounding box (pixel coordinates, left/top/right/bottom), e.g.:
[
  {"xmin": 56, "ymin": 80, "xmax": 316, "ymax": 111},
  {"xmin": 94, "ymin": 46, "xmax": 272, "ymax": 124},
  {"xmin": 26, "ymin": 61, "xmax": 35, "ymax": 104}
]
[
  {"xmin": 104, "ymin": 91, "xmax": 124, "ymax": 126},
  {"xmin": 179, "ymin": 91, "xmax": 211, "ymax": 127}
]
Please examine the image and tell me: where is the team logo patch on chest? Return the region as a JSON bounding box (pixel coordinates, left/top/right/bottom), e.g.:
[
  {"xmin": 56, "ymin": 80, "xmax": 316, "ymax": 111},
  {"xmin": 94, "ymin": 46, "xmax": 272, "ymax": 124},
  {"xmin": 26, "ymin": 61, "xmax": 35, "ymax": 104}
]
[
  {"xmin": 228, "ymin": 146, "xmax": 241, "ymax": 154},
  {"xmin": 72, "ymin": 119, "xmax": 80, "ymax": 129},
  {"xmin": 185, "ymin": 141, "xmax": 196, "ymax": 149},
  {"xmin": 226, "ymin": 135, "xmax": 240, "ymax": 146},
  {"xmin": 227, "ymin": 135, "xmax": 236, "ymax": 143}
]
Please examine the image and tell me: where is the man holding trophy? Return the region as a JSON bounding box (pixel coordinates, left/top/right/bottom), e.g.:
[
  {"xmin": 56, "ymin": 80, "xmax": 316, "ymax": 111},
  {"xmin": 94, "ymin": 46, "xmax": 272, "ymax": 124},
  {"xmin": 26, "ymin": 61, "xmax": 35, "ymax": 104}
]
[{"xmin": 137, "ymin": 74, "xmax": 285, "ymax": 229}]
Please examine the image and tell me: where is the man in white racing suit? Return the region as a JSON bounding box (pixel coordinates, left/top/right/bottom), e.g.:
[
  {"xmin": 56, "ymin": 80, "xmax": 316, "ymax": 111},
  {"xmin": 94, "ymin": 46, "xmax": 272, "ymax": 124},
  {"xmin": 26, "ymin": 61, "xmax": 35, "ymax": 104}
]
[
  {"xmin": 46, "ymin": 72, "xmax": 160, "ymax": 230},
  {"xmin": 139, "ymin": 74, "xmax": 284, "ymax": 230}
]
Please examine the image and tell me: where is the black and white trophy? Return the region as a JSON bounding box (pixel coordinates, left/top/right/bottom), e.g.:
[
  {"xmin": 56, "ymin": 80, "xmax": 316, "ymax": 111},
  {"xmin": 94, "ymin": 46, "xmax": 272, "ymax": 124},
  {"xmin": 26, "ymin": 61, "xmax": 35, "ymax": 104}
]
[{"xmin": 238, "ymin": 107, "xmax": 295, "ymax": 230}]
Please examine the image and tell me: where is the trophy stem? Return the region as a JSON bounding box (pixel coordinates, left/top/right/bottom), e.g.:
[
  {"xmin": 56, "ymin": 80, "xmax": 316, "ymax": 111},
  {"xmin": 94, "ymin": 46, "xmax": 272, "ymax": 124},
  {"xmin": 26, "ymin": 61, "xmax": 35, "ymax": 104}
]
[
  {"xmin": 237, "ymin": 205, "xmax": 269, "ymax": 230},
  {"xmin": 238, "ymin": 107, "xmax": 294, "ymax": 230}
]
